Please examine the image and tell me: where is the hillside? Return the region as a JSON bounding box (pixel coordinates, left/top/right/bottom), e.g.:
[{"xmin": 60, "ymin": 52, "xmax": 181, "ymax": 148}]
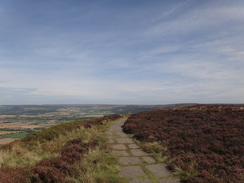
[
  {"xmin": 0, "ymin": 114, "xmax": 123, "ymax": 183},
  {"xmin": 0, "ymin": 104, "xmax": 194, "ymax": 115},
  {"xmin": 0, "ymin": 104, "xmax": 193, "ymax": 144},
  {"xmin": 1, "ymin": 104, "xmax": 243, "ymax": 182},
  {"xmin": 123, "ymin": 105, "xmax": 244, "ymax": 183}
]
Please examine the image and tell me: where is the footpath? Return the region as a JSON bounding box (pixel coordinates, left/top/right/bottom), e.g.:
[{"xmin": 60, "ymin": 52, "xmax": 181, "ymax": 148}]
[{"xmin": 105, "ymin": 118, "xmax": 181, "ymax": 183}]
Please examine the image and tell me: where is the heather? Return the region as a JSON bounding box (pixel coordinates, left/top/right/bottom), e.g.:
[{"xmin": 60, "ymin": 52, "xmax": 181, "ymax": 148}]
[
  {"xmin": 0, "ymin": 114, "xmax": 122, "ymax": 183},
  {"xmin": 123, "ymin": 105, "xmax": 244, "ymax": 183}
]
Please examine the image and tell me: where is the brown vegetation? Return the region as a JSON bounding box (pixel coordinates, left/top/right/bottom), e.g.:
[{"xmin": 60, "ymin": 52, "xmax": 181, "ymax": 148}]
[
  {"xmin": 0, "ymin": 114, "xmax": 122, "ymax": 183},
  {"xmin": 123, "ymin": 105, "xmax": 244, "ymax": 183}
]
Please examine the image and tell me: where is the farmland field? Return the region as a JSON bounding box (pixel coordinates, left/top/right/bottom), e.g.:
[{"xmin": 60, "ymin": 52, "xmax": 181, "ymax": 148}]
[
  {"xmin": 0, "ymin": 104, "xmax": 189, "ymax": 145},
  {"xmin": 0, "ymin": 138, "xmax": 16, "ymax": 145},
  {"xmin": 1, "ymin": 132, "xmax": 30, "ymax": 139},
  {"xmin": 0, "ymin": 131, "xmax": 13, "ymax": 135}
]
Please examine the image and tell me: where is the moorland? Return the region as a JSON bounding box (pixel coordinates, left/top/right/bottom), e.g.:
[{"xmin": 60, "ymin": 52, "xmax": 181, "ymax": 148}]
[
  {"xmin": 0, "ymin": 104, "xmax": 190, "ymax": 145},
  {"xmin": 123, "ymin": 105, "xmax": 244, "ymax": 182},
  {"xmin": 0, "ymin": 104, "xmax": 243, "ymax": 183},
  {"xmin": 0, "ymin": 114, "xmax": 123, "ymax": 183}
]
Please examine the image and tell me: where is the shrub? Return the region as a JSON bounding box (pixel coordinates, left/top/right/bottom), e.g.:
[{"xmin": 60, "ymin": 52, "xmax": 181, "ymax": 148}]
[
  {"xmin": 31, "ymin": 166, "xmax": 65, "ymax": 183},
  {"xmin": 0, "ymin": 168, "xmax": 30, "ymax": 183},
  {"xmin": 123, "ymin": 105, "xmax": 244, "ymax": 182}
]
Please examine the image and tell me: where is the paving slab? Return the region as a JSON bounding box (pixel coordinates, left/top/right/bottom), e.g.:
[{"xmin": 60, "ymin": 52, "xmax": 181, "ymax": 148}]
[
  {"xmin": 158, "ymin": 179, "xmax": 181, "ymax": 183},
  {"xmin": 112, "ymin": 150, "xmax": 130, "ymax": 156},
  {"xmin": 121, "ymin": 166, "xmax": 145, "ymax": 177},
  {"xmin": 109, "ymin": 128, "xmax": 116, "ymax": 131},
  {"xmin": 145, "ymin": 164, "xmax": 172, "ymax": 177},
  {"xmin": 141, "ymin": 156, "xmax": 156, "ymax": 164},
  {"xmin": 118, "ymin": 135, "xmax": 129, "ymax": 139},
  {"xmin": 106, "ymin": 118, "xmax": 181, "ymax": 183},
  {"xmin": 107, "ymin": 135, "xmax": 115, "ymax": 139},
  {"xmin": 106, "ymin": 133, "xmax": 113, "ymax": 136},
  {"xmin": 129, "ymin": 179, "xmax": 153, "ymax": 183},
  {"xmin": 111, "ymin": 144, "xmax": 127, "ymax": 150},
  {"xmin": 130, "ymin": 149, "xmax": 148, "ymax": 156},
  {"xmin": 119, "ymin": 157, "xmax": 141, "ymax": 165},
  {"xmin": 128, "ymin": 144, "xmax": 140, "ymax": 149},
  {"xmin": 117, "ymin": 138, "xmax": 134, "ymax": 143},
  {"xmin": 116, "ymin": 133, "xmax": 128, "ymax": 137}
]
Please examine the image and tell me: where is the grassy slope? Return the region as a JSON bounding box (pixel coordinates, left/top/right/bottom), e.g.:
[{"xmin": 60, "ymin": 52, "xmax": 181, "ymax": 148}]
[{"xmin": 0, "ymin": 114, "xmax": 126, "ymax": 183}]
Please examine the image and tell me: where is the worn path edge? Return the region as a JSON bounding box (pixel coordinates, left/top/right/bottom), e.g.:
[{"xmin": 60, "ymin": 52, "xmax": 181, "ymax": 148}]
[{"xmin": 105, "ymin": 118, "xmax": 181, "ymax": 183}]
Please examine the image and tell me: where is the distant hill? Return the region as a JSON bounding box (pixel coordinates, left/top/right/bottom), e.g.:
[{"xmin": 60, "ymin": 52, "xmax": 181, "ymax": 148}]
[{"xmin": 0, "ymin": 104, "xmax": 196, "ymax": 115}]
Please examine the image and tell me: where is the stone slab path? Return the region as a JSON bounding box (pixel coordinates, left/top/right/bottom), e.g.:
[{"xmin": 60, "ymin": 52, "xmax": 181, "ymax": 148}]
[{"xmin": 106, "ymin": 118, "xmax": 181, "ymax": 183}]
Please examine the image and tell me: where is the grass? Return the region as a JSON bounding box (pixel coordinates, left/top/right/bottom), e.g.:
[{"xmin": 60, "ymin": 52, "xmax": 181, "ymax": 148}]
[
  {"xmin": 67, "ymin": 118, "xmax": 128, "ymax": 183},
  {"xmin": 129, "ymin": 136, "xmax": 186, "ymax": 180},
  {"xmin": 0, "ymin": 115, "xmax": 125, "ymax": 182},
  {"xmin": 66, "ymin": 147, "xmax": 126, "ymax": 183},
  {"xmin": 0, "ymin": 125, "xmax": 104, "ymax": 168},
  {"xmin": 132, "ymin": 137, "xmax": 198, "ymax": 180},
  {"xmin": 174, "ymin": 166, "xmax": 198, "ymax": 181},
  {"xmin": 0, "ymin": 132, "xmax": 30, "ymax": 139},
  {"xmin": 131, "ymin": 137, "xmax": 169, "ymax": 163}
]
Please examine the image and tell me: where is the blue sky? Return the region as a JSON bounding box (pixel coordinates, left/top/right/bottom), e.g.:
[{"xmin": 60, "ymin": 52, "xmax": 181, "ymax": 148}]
[{"xmin": 0, "ymin": 0, "xmax": 244, "ymax": 105}]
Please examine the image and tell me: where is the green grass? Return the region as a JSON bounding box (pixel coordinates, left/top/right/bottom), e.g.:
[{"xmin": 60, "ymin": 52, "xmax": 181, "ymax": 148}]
[
  {"xmin": 129, "ymin": 135, "xmax": 195, "ymax": 180},
  {"xmin": 1, "ymin": 132, "xmax": 30, "ymax": 139},
  {"xmin": 67, "ymin": 147, "xmax": 127, "ymax": 183}
]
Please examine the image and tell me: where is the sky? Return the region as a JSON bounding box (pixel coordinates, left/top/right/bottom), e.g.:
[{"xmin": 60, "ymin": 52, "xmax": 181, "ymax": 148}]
[{"xmin": 0, "ymin": 0, "xmax": 244, "ymax": 105}]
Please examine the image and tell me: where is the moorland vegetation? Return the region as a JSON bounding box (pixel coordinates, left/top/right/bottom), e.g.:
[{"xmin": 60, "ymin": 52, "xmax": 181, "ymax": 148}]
[
  {"xmin": 123, "ymin": 105, "xmax": 244, "ymax": 183},
  {"xmin": 1, "ymin": 104, "xmax": 243, "ymax": 183},
  {"xmin": 0, "ymin": 114, "xmax": 123, "ymax": 183}
]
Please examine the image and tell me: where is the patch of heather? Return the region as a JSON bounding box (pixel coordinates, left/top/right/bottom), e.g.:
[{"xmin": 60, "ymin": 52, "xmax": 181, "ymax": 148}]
[
  {"xmin": 30, "ymin": 139, "xmax": 94, "ymax": 182},
  {"xmin": 0, "ymin": 114, "xmax": 121, "ymax": 182},
  {"xmin": 0, "ymin": 168, "xmax": 30, "ymax": 183},
  {"xmin": 123, "ymin": 105, "xmax": 244, "ymax": 183}
]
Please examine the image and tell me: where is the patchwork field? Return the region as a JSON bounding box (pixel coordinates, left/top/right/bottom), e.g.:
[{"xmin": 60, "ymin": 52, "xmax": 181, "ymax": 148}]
[
  {"xmin": 0, "ymin": 138, "xmax": 16, "ymax": 145},
  {"xmin": 0, "ymin": 104, "xmax": 190, "ymax": 145}
]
